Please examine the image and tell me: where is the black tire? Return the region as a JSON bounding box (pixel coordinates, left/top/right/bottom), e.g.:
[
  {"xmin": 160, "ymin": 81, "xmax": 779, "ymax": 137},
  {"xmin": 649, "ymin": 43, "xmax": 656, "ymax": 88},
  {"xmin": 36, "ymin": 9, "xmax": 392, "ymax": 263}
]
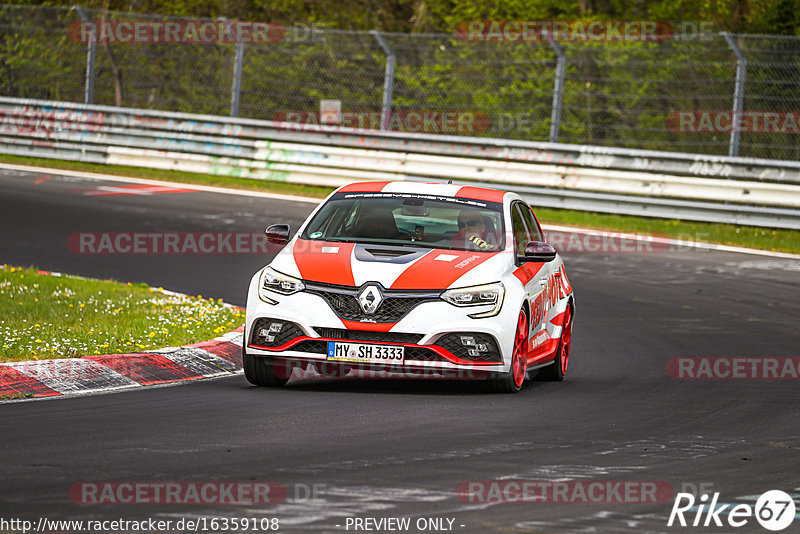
[
  {"xmin": 539, "ymin": 305, "xmax": 573, "ymax": 382},
  {"xmin": 243, "ymin": 345, "xmax": 291, "ymax": 387},
  {"xmin": 488, "ymin": 309, "xmax": 528, "ymax": 393}
]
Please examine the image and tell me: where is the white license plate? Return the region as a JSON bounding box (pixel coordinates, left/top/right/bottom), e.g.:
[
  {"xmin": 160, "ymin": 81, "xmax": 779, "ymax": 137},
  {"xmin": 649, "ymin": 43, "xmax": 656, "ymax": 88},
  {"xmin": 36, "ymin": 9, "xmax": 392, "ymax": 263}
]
[{"xmin": 326, "ymin": 342, "xmax": 405, "ymax": 364}]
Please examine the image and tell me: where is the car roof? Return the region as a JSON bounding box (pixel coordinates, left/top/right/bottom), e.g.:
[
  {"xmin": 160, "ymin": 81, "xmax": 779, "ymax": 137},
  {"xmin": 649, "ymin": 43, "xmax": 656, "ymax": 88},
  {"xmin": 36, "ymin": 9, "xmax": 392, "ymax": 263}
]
[{"xmin": 336, "ymin": 181, "xmax": 508, "ymax": 204}]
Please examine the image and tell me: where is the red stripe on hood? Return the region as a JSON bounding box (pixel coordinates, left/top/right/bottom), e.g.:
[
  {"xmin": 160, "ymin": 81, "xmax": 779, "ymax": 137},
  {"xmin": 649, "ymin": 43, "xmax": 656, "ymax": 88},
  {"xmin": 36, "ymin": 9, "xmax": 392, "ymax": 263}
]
[
  {"xmin": 293, "ymin": 239, "xmax": 355, "ymax": 285},
  {"xmin": 390, "ymin": 250, "xmax": 500, "ymax": 290}
]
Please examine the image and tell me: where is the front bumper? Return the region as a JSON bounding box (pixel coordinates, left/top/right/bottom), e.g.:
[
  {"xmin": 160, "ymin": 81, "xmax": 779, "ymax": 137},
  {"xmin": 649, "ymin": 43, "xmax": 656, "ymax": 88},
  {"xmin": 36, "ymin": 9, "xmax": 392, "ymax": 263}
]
[{"xmin": 244, "ymin": 275, "xmax": 521, "ymax": 376}]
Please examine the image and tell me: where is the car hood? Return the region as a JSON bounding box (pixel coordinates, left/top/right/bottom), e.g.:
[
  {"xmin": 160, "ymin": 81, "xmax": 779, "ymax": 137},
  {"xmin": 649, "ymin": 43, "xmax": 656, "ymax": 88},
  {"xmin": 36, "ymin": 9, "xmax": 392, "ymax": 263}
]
[{"xmin": 270, "ymin": 238, "xmax": 508, "ymax": 290}]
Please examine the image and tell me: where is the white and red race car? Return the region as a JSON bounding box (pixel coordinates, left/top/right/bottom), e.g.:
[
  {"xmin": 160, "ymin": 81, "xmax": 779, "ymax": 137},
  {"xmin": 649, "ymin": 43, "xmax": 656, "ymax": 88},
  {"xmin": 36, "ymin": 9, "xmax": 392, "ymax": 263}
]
[{"xmin": 244, "ymin": 181, "xmax": 574, "ymax": 392}]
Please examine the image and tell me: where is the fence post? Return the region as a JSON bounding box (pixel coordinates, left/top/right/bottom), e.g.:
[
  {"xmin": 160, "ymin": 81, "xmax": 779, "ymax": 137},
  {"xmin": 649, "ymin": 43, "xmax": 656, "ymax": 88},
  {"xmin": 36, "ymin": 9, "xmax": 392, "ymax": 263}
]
[
  {"xmin": 371, "ymin": 30, "xmax": 396, "ymax": 131},
  {"xmin": 230, "ymin": 41, "xmax": 245, "ymax": 117},
  {"xmin": 72, "ymin": 6, "xmax": 96, "ymax": 105},
  {"xmin": 546, "ymin": 32, "xmax": 566, "ymax": 143},
  {"xmin": 721, "ymin": 32, "xmax": 746, "ymax": 157}
]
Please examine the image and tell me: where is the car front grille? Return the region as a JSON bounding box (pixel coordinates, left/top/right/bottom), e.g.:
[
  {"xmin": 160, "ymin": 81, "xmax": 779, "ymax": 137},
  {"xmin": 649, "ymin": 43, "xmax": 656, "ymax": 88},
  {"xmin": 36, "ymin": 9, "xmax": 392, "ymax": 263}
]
[
  {"xmin": 291, "ymin": 340, "xmax": 329, "ymax": 354},
  {"xmin": 313, "ymin": 327, "xmax": 424, "ymax": 344},
  {"xmin": 306, "ymin": 282, "xmax": 439, "ymax": 323}
]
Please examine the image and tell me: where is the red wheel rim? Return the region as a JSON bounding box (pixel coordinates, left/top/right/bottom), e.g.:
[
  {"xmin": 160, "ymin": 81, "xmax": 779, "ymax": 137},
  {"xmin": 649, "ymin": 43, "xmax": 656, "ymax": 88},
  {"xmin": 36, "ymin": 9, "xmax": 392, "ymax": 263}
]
[
  {"xmin": 512, "ymin": 311, "xmax": 527, "ymax": 388},
  {"xmin": 560, "ymin": 308, "xmax": 572, "ymax": 375}
]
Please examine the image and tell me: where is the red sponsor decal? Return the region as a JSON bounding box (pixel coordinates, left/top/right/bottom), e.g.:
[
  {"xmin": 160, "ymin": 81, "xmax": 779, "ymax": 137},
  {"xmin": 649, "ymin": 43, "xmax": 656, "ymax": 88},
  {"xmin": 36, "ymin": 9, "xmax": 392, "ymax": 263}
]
[
  {"xmin": 457, "ymin": 480, "xmax": 674, "ymax": 503},
  {"xmin": 667, "ymin": 357, "xmax": 800, "ymax": 379}
]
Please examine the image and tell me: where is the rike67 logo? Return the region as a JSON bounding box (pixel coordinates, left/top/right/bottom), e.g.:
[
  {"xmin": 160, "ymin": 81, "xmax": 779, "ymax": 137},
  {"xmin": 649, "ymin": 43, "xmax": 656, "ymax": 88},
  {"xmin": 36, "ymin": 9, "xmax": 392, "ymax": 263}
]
[{"xmin": 668, "ymin": 490, "xmax": 796, "ymax": 531}]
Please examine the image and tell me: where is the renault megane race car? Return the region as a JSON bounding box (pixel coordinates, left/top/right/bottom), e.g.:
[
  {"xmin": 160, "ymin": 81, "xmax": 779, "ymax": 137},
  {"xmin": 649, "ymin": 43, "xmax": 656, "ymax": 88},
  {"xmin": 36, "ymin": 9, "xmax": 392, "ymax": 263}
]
[{"xmin": 244, "ymin": 181, "xmax": 574, "ymax": 392}]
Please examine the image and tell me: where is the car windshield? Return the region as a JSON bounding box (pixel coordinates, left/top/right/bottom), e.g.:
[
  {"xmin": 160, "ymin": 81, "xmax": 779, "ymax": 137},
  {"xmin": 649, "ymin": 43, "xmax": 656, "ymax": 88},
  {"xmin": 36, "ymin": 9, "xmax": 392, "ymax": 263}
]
[{"xmin": 301, "ymin": 192, "xmax": 505, "ymax": 252}]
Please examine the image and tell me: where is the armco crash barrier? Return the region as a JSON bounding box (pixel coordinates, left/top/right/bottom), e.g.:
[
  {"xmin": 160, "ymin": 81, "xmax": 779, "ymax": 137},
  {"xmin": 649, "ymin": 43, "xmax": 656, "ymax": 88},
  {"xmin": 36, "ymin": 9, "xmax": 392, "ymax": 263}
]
[{"xmin": 1, "ymin": 96, "xmax": 800, "ymax": 229}]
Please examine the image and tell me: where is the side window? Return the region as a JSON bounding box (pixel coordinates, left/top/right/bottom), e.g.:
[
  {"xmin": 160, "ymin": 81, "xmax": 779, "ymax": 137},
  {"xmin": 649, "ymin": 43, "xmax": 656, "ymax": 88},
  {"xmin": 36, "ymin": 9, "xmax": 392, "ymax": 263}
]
[
  {"xmin": 511, "ymin": 203, "xmax": 528, "ymax": 255},
  {"xmin": 520, "ymin": 204, "xmax": 544, "ymax": 242}
]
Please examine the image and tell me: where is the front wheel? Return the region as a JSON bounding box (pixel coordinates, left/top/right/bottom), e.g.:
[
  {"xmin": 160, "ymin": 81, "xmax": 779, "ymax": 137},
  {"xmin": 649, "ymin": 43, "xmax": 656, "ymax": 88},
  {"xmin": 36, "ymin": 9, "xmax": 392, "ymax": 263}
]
[
  {"xmin": 540, "ymin": 305, "xmax": 572, "ymax": 382},
  {"xmin": 243, "ymin": 345, "xmax": 291, "ymax": 387},
  {"xmin": 489, "ymin": 309, "xmax": 528, "ymax": 393}
]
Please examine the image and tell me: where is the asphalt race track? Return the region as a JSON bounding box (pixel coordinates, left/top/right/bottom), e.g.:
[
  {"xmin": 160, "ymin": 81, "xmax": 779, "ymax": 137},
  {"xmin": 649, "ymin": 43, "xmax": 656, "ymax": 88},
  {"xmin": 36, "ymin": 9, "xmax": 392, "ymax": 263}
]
[{"xmin": 1, "ymin": 167, "xmax": 799, "ymax": 533}]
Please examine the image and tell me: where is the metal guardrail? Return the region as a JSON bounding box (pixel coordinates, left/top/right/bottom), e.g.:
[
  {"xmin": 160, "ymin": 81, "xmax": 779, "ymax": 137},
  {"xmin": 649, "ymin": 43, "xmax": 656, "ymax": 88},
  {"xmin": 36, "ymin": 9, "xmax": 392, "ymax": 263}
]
[{"xmin": 1, "ymin": 96, "xmax": 800, "ymax": 229}]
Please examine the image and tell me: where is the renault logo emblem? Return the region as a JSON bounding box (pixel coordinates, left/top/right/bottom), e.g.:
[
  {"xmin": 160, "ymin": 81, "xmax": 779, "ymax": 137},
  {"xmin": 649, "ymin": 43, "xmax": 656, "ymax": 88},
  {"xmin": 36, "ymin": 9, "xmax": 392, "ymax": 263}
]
[{"xmin": 358, "ymin": 284, "xmax": 384, "ymax": 314}]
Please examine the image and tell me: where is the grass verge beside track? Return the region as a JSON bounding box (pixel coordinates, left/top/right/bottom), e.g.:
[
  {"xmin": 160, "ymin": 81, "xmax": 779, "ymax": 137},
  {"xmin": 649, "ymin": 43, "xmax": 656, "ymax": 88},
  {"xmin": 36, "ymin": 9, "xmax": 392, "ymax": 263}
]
[
  {"xmin": 1, "ymin": 154, "xmax": 799, "ymax": 254},
  {"xmin": 0, "ymin": 266, "xmax": 244, "ymax": 363}
]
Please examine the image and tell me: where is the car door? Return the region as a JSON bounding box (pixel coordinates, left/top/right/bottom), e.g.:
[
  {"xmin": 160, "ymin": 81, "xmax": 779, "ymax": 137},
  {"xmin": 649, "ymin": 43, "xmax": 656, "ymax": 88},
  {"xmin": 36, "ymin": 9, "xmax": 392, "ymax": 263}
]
[{"xmin": 510, "ymin": 201, "xmax": 553, "ymax": 353}]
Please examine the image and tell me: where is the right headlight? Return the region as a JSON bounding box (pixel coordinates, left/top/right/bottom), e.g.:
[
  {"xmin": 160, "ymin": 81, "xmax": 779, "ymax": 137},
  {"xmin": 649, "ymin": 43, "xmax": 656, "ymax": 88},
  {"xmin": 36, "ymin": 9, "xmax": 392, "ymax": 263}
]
[
  {"xmin": 258, "ymin": 267, "xmax": 305, "ymax": 304},
  {"xmin": 440, "ymin": 282, "xmax": 505, "ymax": 318}
]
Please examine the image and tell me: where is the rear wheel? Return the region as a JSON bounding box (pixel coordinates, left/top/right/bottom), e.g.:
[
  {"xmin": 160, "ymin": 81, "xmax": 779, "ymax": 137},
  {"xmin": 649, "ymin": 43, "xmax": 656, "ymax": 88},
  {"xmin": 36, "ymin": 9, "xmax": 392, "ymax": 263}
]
[
  {"xmin": 540, "ymin": 305, "xmax": 572, "ymax": 382},
  {"xmin": 489, "ymin": 309, "xmax": 528, "ymax": 393},
  {"xmin": 243, "ymin": 345, "xmax": 291, "ymax": 387}
]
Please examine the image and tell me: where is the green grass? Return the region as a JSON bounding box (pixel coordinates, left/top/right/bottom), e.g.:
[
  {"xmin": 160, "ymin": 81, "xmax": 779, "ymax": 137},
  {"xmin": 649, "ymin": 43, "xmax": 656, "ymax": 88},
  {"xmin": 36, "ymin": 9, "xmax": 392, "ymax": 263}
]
[
  {"xmin": 535, "ymin": 208, "xmax": 800, "ymax": 254},
  {"xmin": 1, "ymin": 154, "xmax": 798, "ymax": 254},
  {"xmin": 0, "ymin": 266, "xmax": 244, "ymax": 363},
  {"xmin": 0, "ymin": 392, "xmax": 34, "ymax": 400}
]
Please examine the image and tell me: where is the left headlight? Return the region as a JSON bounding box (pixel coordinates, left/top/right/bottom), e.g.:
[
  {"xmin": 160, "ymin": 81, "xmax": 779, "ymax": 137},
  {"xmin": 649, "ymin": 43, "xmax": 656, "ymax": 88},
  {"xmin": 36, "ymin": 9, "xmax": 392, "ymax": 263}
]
[
  {"xmin": 259, "ymin": 267, "xmax": 305, "ymax": 304},
  {"xmin": 440, "ymin": 282, "xmax": 504, "ymax": 318}
]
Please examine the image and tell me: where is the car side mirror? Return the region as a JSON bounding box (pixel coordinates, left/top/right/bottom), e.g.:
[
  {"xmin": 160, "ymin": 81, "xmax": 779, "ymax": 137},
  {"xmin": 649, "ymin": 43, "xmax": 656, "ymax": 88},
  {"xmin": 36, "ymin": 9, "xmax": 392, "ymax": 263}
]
[
  {"xmin": 518, "ymin": 241, "xmax": 557, "ymax": 263},
  {"xmin": 265, "ymin": 224, "xmax": 291, "ymax": 245}
]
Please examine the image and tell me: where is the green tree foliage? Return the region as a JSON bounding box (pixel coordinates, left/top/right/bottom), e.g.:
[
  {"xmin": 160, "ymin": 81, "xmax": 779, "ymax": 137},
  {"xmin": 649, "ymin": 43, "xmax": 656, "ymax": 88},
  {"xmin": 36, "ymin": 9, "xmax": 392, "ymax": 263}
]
[{"xmin": 2, "ymin": 1, "xmax": 799, "ymax": 159}]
